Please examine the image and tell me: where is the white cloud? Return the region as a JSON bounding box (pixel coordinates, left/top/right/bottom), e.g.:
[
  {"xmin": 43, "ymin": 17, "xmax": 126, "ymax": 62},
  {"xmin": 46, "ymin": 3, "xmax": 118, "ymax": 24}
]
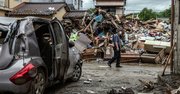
[
  {"xmin": 125, "ymin": 0, "xmax": 171, "ymax": 14},
  {"xmin": 30, "ymin": 0, "xmax": 50, "ymax": 2},
  {"xmin": 82, "ymin": 0, "xmax": 171, "ymax": 12}
]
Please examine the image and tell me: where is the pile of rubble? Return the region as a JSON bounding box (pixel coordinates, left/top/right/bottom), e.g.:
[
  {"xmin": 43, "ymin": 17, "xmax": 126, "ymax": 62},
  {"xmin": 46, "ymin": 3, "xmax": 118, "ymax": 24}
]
[
  {"xmin": 136, "ymin": 75, "xmax": 180, "ymax": 94},
  {"xmin": 62, "ymin": 8, "xmax": 171, "ymax": 63}
]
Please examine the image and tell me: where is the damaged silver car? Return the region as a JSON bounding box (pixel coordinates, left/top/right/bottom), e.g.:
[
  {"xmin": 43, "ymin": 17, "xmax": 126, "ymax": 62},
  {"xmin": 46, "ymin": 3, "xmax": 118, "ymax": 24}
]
[{"xmin": 0, "ymin": 17, "xmax": 82, "ymax": 94}]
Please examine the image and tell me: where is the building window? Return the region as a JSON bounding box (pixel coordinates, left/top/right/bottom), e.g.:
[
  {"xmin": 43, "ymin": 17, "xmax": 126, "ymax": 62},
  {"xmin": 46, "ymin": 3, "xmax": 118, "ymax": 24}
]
[
  {"xmin": 103, "ymin": 7, "xmax": 116, "ymax": 15},
  {"xmin": 81, "ymin": 0, "xmax": 83, "ymax": 7},
  {"xmin": 74, "ymin": 0, "xmax": 77, "ymax": 5},
  {"xmin": 15, "ymin": 0, "xmax": 22, "ymax": 2},
  {"xmin": 0, "ymin": 0, "xmax": 5, "ymax": 7}
]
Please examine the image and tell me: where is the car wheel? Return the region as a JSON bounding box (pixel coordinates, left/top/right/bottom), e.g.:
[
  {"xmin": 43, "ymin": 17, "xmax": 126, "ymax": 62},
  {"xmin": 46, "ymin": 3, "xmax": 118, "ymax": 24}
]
[
  {"xmin": 30, "ymin": 69, "xmax": 46, "ymax": 94},
  {"xmin": 71, "ymin": 64, "xmax": 82, "ymax": 82}
]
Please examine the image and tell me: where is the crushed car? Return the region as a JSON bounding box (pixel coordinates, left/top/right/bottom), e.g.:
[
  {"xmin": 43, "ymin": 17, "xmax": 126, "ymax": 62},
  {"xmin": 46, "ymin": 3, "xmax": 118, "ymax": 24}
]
[{"xmin": 0, "ymin": 17, "xmax": 82, "ymax": 94}]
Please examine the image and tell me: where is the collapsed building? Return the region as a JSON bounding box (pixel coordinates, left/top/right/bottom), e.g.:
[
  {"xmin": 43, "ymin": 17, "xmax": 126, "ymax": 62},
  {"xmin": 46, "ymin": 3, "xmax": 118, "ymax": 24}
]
[{"xmin": 62, "ymin": 8, "xmax": 171, "ymax": 64}]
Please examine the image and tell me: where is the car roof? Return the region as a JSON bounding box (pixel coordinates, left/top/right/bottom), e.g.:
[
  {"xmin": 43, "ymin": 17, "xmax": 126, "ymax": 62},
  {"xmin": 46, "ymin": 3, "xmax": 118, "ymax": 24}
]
[
  {"xmin": 0, "ymin": 17, "xmax": 20, "ymax": 25},
  {"xmin": 0, "ymin": 17, "xmax": 51, "ymax": 25}
]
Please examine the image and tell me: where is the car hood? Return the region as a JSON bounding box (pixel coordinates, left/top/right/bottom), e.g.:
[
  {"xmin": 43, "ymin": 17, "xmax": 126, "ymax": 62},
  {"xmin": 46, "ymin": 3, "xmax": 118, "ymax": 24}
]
[{"xmin": 0, "ymin": 43, "xmax": 14, "ymax": 70}]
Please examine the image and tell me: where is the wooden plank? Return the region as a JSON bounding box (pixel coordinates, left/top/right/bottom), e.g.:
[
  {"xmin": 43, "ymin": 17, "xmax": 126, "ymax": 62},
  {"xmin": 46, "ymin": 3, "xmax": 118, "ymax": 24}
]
[
  {"xmin": 162, "ymin": 43, "xmax": 175, "ymax": 76},
  {"xmin": 141, "ymin": 54, "xmax": 156, "ymax": 63},
  {"xmin": 121, "ymin": 59, "xmax": 139, "ymax": 63},
  {"xmin": 81, "ymin": 12, "xmax": 87, "ymax": 26},
  {"xmin": 121, "ymin": 53, "xmax": 140, "ymax": 63},
  {"xmin": 155, "ymin": 48, "xmax": 166, "ymax": 64}
]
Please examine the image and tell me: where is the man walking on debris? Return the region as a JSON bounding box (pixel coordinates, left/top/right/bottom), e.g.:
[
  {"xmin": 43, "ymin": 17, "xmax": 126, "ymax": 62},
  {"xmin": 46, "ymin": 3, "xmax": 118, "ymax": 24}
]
[{"xmin": 107, "ymin": 29, "xmax": 122, "ymax": 68}]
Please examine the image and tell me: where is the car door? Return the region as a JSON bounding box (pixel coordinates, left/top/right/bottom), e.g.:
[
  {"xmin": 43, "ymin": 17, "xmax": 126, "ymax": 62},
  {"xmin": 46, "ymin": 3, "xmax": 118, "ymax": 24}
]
[{"xmin": 51, "ymin": 19, "xmax": 69, "ymax": 80}]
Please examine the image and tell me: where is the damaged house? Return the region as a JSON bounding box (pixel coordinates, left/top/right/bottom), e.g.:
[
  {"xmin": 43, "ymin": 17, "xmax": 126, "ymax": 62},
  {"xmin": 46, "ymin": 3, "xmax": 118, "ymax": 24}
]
[
  {"xmin": 95, "ymin": 0, "xmax": 126, "ymax": 15},
  {"xmin": 7, "ymin": 2, "xmax": 70, "ymax": 20},
  {"xmin": 58, "ymin": 0, "xmax": 83, "ymax": 10},
  {"xmin": 0, "ymin": 7, "xmax": 11, "ymax": 16}
]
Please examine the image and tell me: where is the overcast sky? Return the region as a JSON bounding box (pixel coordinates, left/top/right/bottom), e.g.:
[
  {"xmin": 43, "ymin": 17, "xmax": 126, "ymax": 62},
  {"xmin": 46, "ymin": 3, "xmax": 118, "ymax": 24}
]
[
  {"xmin": 83, "ymin": 0, "xmax": 95, "ymax": 10},
  {"xmin": 83, "ymin": 0, "xmax": 171, "ymax": 13}
]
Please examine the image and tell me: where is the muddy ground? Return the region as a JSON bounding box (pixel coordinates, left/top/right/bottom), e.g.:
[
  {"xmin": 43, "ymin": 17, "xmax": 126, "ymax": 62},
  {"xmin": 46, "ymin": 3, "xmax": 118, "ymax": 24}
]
[{"xmin": 45, "ymin": 61, "xmax": 180, "ymax": 94}]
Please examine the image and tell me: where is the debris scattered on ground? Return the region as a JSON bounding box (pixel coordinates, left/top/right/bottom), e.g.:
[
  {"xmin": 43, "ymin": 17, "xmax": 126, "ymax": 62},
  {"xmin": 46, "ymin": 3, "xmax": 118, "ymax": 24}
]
[
  {"xmin": 45, "ymin": 63, "xmax": 179, "ymax": 94},
  {"xmin": 107, "ymin": 87, "xmax": 135, "ymax": 94},
  {"xmin": 72, "ymin": 92, "xmax": 81, "ymax": 94},
  {"xmin": 61, "ymin": 8, "xmax": 173, "ymax": 93},
  {"xmin": 171, "ymin": 87, "xmax": 180, "ymax": 94},
  {"xmin": 136, "ymin": 74, "xmax": 180, "ymax": 94},
  {"xmin": 86, "ymin": 90, "xmax": 96, "ymax": 94},
  {"xmin": 84, "ymin": 81, "xmax": 91, "ymax": 84},
  {"xmin": 62, "ymin": 8, "xmax": 171, "ymax": 63},
  {"xmin": 138, "ymin": 79, "xmax": 154, "ymax": 91},
  {"xmin": 84, "ymin": 79, "xmax": 93, "ymax": 84}
]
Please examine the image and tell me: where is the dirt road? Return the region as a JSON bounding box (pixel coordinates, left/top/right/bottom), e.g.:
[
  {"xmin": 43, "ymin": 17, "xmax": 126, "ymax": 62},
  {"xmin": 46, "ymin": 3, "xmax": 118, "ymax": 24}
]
[{"xmin": 45, "ymin": 61, "xmax": 170, "ymax": 94}]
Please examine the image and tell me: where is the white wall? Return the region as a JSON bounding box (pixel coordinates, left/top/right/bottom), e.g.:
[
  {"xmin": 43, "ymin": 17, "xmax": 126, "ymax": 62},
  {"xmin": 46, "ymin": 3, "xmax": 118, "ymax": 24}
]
[
  {"xmin": 53, "ymin": 0, "xmax": 65, "ymax": 2},
  {"xmin": 116, "ymin": 7, "xmax": 124, "ymax": 15},
  {"xmin": 0, "ymin": 0, "xmax": 5, "ymax": 7},
  {"xmin": 96, "ymin": 1, "xmax": 124, "ymax": 6},
  {"xmin": 66, "ymin": 0, "xmax": 83, "ymax": 10},
  {"xmin": 65, "ymin": 0, "xmax": 73, "ymax": 4},
  {"xmin": 30, "ymin": 0, "xmax": 50, "ymax": 2}
]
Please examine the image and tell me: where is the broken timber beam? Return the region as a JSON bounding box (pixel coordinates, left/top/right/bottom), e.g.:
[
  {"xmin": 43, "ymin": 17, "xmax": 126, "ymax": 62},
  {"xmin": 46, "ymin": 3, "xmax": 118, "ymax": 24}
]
[
  {"xmin": 139, "ymin": 79, "xmax": 154, "ymax": 90},
  {"xmin": 162, "ymin": 43, "xmax": 175, "ymax": 76},
  {"xmin": 81, "ymin": 12, "xmax": 87, "ymax": 26},
  {"xmin": 155, "ymin": 48, "xmax": 165, "ymax": 64},
  {"xmin": 84, "ymin": 19, "xmax": 94, "ymax": 32}
]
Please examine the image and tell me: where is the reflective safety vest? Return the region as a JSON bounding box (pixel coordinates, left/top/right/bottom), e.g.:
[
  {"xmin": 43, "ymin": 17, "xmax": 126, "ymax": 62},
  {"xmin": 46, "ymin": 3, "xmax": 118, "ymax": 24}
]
[{"xmin": 70, "ymin": 32, "xmax": 79, "ymax": 41}]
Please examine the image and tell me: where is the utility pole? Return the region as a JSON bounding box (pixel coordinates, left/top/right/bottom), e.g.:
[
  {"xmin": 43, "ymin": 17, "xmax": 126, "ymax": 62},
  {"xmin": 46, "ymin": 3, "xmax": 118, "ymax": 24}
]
[{"xmin": 171, "ymin": 0, "xmax": 175, "ymax": 73}]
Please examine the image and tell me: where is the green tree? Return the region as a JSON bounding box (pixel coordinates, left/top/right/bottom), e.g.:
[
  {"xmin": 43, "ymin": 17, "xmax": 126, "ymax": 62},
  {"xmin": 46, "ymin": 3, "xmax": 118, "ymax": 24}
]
[
  {"xmin": 155, "ymin": 7, "xmax": 171, "ymax": 18},
  {"xmin": 138, "ymin": 8, "xmax": 157, "ymax": 21},
  {"xmin": 159, "ymin": 7, "xmax": 171, "ymax": 18}
]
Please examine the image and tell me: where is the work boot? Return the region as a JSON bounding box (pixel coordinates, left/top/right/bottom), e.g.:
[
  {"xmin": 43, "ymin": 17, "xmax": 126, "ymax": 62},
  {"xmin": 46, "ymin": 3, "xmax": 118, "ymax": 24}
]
[
  {"xmin": 107, "ymin": 62, "xmax": 111, "ymax": 68},
  {"xmin": 116, "ymin": 65, "xmax": 122, "ymax": 68}
]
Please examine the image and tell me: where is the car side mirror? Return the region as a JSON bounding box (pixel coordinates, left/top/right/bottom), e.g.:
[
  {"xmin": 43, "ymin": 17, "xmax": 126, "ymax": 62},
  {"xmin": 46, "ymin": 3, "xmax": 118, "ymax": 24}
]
[{"xmin": 69, "ymin": 41, "xmax": 75, "ymax": 48}]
